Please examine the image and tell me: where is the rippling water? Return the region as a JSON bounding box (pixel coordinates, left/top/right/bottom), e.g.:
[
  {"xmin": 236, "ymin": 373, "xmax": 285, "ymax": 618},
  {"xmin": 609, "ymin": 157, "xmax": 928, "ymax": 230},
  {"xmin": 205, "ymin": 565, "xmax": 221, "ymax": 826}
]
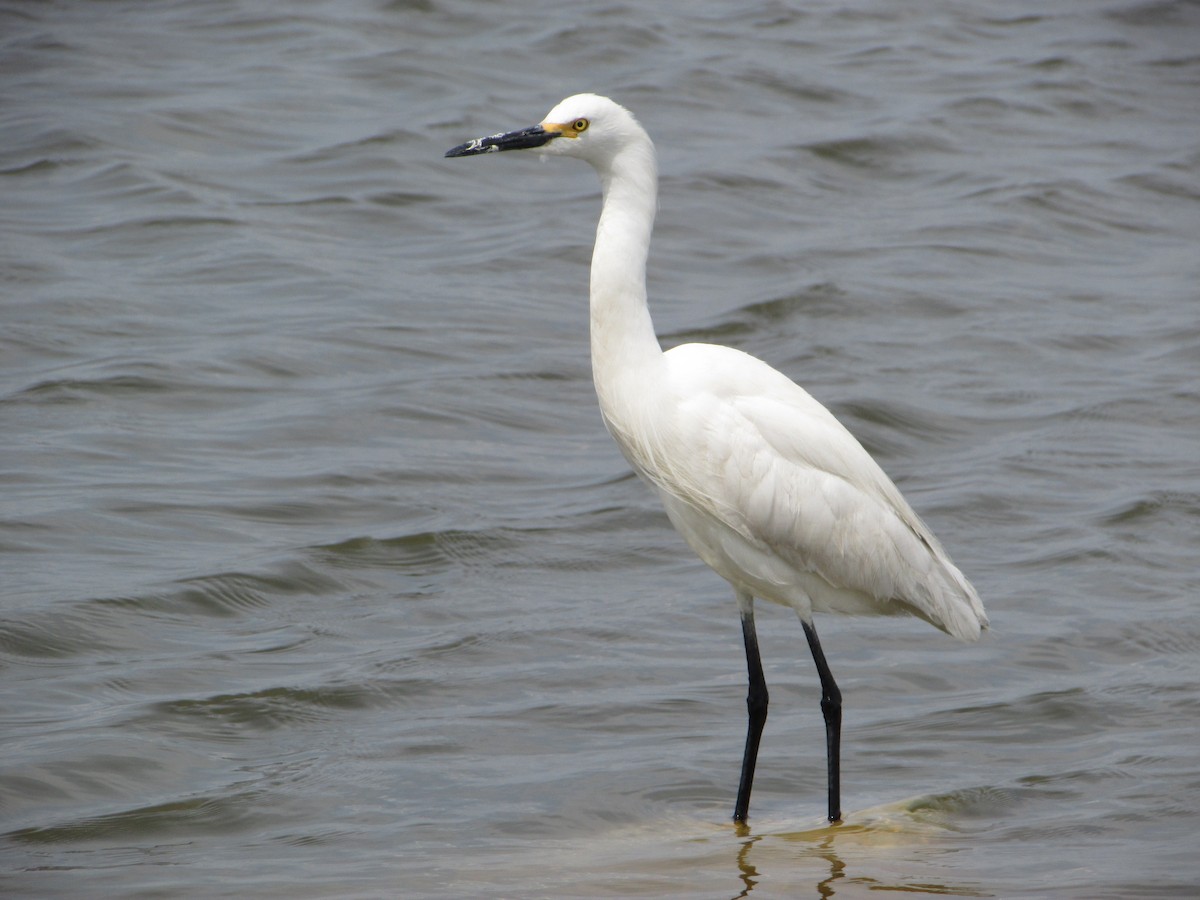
[{"xmin": 3, "ymin": 1, "xmax": 1199, "ymax": 897}]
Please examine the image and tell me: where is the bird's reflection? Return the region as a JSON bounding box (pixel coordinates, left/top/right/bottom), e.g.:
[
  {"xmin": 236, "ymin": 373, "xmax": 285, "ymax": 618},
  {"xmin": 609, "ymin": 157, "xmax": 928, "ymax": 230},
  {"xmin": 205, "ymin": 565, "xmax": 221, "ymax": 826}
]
[
  {"xmin": 731, "ymin": 832, "xmax": 759, "ymax": 898},
  {"xmin": 728, "ymin": 818, "xmax": 984, "ymax": 899},
  {"xmin": 731, "ymin": 826, "xmax": 846, "ymax": 899}
]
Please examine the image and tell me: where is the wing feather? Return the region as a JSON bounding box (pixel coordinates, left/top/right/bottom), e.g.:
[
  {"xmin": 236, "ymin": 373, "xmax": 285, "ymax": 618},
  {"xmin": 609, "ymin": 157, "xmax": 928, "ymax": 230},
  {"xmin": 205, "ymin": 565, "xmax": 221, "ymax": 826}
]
[{"xmin": 625, "ymin": 343, "xmax": 987, "ymax": 639}]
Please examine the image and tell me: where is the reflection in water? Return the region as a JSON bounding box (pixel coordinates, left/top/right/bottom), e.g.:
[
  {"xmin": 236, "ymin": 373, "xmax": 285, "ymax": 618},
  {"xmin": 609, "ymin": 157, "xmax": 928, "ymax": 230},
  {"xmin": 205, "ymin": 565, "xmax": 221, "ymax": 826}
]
[
  {"xmin": 809, "ymin": 834, "xmax": 848, "ymax": 900},
  {"xmin": 729, "ymin": 800, "xmax": 993, "ymax": 898},
  {"xmin": 732, "ymin": 825, "xmax": 849, "ymax": 899},
  {"xmin": 733, "ymin": 833, "xmax": 759, "ymax": 898},
  {"xmin": 733, "ymin": 828, "xmax": 846, "ymax": 899}
]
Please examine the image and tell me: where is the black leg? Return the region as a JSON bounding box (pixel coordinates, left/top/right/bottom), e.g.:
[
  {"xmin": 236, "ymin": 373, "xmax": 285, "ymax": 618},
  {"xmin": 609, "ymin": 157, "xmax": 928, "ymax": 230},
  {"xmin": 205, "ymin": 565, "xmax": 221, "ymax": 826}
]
[
  {"xmin": 802, "ymin": 619, "xmax": 842, "ymax": 824},
  {"xmin": 733, "ymin": 599, "xmax": 769, "ymax": 823}
]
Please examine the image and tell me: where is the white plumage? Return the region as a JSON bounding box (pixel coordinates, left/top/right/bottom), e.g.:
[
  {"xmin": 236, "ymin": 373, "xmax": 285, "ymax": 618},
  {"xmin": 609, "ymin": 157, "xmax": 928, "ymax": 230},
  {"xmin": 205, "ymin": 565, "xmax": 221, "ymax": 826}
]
[{"xmin": 447, "ymin": 93, "xmax": 987, "ymax": 825}]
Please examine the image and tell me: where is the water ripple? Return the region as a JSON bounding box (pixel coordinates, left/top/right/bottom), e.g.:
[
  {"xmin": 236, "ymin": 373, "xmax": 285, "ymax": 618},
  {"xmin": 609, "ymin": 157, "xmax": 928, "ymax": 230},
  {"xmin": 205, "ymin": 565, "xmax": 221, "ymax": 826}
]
[{"xmin": 3, "ymin": 0, "xmax": 1199, "ymax": 896}]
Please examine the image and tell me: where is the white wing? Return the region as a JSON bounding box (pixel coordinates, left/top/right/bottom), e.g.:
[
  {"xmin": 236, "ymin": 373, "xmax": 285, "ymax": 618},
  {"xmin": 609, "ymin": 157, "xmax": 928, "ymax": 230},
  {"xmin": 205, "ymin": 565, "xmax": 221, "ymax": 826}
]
[{"xmin": 605, "ymin": 342, "xmax": 987, "ymax": 640}]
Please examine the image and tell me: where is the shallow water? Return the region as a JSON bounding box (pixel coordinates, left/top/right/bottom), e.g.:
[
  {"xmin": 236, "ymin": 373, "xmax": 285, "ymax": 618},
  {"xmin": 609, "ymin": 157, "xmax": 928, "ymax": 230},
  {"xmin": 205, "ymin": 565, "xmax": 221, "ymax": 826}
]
[{"xmin": 3, "ymin": 0, "xmax": 1199, "ymax": 897}]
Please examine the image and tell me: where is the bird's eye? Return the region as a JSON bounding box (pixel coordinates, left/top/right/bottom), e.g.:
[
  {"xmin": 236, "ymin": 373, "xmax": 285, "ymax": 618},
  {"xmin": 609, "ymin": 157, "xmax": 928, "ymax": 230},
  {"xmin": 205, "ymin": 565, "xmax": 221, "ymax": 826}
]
[{"xmin": 573, "ymin": 118, "xmax": 589, "ymax": 132}]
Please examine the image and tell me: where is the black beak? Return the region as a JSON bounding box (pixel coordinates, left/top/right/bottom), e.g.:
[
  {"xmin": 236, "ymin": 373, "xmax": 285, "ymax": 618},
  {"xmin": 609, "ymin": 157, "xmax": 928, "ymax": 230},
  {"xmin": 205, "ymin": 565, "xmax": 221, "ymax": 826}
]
[{"xmin": 445, "ymin": 125, "xmax": 559, "ymax": 158}]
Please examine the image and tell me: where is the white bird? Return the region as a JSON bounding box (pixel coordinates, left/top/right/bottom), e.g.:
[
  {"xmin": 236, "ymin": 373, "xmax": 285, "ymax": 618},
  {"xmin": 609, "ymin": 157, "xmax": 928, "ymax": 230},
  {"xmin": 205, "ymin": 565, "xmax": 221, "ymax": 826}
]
[{"xmin": 446, "ymin": 94, "xmax": 987, "ymax": 825}]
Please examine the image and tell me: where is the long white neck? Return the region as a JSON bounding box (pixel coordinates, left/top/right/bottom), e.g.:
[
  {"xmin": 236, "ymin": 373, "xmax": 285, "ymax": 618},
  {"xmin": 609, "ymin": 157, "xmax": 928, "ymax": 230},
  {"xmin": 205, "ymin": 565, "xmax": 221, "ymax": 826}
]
[{"xmin": 589, "ymin": 136, "xmax": 664, "ymax": 422}]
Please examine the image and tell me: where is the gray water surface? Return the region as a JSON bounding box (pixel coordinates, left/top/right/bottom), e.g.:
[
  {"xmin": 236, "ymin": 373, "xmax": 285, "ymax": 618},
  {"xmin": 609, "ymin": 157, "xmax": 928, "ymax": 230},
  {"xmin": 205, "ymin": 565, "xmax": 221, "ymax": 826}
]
[{"xmin": 3, "ymin": 1, "xmax": 1199, "ymax": 897}]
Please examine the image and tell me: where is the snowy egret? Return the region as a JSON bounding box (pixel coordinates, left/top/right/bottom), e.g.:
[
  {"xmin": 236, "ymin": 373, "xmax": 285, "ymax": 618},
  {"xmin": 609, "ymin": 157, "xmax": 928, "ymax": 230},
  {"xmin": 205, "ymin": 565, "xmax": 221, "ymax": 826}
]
[{"xmin": 446, "ymin": 94, "xmax": 987, "ymax": 825}]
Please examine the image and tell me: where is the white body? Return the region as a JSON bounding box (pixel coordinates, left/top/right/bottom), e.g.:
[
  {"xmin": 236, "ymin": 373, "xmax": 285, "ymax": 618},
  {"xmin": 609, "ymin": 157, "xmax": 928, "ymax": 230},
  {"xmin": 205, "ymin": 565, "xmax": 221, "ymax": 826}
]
[{"xmin": 605, "ymin": 341, "xmax": 985, "ymax": 640}]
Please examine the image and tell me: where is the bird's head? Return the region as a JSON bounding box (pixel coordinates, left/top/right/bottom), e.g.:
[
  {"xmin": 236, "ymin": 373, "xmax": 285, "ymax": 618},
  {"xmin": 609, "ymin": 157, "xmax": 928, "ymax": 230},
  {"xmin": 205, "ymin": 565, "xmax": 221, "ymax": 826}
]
[{"xmin": 445, "ymin": 93, "xmax": 644, "ymax": 168}]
